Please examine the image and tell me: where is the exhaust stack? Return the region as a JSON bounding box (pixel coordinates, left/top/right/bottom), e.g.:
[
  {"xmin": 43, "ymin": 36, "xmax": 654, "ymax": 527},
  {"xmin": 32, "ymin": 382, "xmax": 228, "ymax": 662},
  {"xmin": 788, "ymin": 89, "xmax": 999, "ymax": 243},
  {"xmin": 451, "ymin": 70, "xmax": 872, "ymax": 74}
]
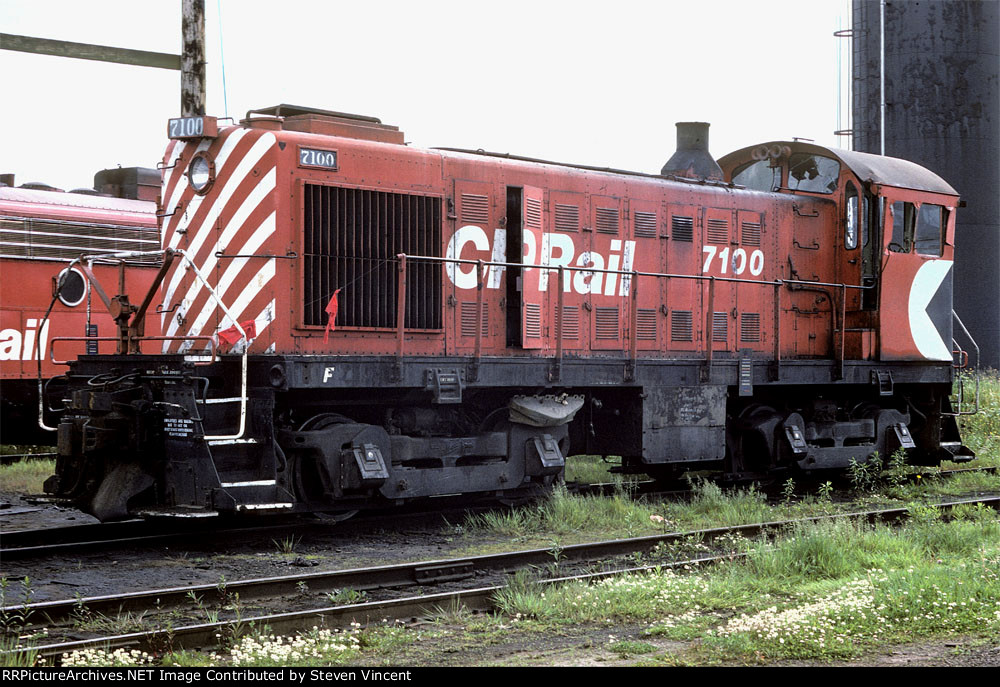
[{"xmin": 661, "ymin": 122, "xmax": 724, "ymax": 181}]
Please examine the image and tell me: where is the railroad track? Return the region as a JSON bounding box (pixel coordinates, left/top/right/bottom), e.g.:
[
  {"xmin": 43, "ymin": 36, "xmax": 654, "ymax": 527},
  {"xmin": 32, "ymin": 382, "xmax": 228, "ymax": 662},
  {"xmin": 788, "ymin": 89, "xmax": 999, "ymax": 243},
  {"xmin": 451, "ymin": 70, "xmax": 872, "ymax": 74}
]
[
  {"xmin": 6, "ymin": 495, "xmax": 997, "ymax": 664},
  {"xmin": 4, "ymin": 465, "xmax": 997, "ymax": 559}
]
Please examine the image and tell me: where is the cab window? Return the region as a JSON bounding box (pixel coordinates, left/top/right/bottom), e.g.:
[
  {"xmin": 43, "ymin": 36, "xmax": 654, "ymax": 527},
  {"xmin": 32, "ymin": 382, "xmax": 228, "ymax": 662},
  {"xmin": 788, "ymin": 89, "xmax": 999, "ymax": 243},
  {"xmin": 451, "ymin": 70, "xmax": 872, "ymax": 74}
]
[
  {"xmin": 844, "ymin": 182, "xmax": 859, "ymax": 249},
  {"xmin": 732, "ymin": 160, "xmax": 781, "ymax": 192},
  {"xmin": 889, "ymin": 201, "xmax": 915, "ymax": 253},
  {"xmin": 787, "ymin": 153, "xmax": 840, "ymax": 194},
  {"xmin": 915, "ymin": 203, "xmax": 944, "ymax": 257}
]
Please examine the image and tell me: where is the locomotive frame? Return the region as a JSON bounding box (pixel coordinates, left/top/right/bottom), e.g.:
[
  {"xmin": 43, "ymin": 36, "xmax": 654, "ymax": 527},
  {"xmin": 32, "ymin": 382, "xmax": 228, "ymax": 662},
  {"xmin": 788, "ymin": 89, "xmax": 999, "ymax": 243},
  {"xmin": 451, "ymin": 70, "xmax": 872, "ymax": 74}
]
[{"xmin": 41, "ymin": 106, "xmax": 976, "ymax": 521}]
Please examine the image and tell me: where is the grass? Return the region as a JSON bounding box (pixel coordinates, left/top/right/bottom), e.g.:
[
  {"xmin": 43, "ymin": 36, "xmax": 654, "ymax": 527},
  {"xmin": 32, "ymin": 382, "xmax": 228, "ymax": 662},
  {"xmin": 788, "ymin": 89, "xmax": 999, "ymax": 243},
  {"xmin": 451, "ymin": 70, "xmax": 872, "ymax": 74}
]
[
  {"xmin": 0, "ymin": 458, "xmax": 54, "ymax": 494},
  {"xmin": 492, "ymin": 507, "xmax": 1000, "ymax": 662},
  {"xmin": 956, "ymin": 368, "xmax": 1000, "ymax": 466}
]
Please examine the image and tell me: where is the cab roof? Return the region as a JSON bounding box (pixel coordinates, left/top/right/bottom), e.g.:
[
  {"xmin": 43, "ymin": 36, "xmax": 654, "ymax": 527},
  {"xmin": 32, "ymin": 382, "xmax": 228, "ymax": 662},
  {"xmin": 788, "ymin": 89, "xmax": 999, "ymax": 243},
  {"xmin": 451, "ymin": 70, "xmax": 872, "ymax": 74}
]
[{"xmin": 719, "ymin": 141, "xmax": 958, "ymax": 197}]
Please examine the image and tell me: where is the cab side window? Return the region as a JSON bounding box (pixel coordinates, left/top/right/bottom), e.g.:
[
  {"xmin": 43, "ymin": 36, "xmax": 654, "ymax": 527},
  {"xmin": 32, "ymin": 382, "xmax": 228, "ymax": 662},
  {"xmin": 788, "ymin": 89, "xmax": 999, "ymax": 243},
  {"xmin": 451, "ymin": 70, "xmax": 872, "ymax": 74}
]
[
  {"xmin": 889, "ymin": 201, "xmax": 915, "ymax": 253},
  {"xmin": 844, "ymin": 182, "xmax": 859, "ymax": 249},
  {"xmin": 915, "ymin": 203, "xmax": 944, "ymax": 257}
]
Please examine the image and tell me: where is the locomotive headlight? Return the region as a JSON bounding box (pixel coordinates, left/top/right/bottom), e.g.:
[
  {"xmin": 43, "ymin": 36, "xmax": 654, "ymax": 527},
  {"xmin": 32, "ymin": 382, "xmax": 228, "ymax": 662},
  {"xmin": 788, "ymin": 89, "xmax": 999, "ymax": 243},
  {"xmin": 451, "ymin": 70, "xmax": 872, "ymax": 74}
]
[
  {"xmin": 55, "ymin": 267, "xmax": 87, "ymax": 307},
  {"xmin": 188, "ymin": 153, "xmax": 215, "ymax": 194}
]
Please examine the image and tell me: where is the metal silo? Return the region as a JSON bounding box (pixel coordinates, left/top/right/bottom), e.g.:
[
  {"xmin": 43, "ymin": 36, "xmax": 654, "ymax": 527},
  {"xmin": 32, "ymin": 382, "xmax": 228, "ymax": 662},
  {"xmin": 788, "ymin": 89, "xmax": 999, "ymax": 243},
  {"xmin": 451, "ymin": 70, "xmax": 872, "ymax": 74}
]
[{"xmin": 852, "ymin": 0, "xmax": 999, "ymax": 368}]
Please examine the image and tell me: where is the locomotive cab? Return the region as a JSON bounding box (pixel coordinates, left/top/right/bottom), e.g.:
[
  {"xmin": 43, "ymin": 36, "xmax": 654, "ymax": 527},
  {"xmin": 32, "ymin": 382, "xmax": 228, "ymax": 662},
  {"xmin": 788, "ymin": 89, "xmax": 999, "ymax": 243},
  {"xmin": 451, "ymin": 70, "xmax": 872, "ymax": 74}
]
[{"xmin": 720, "ymin": 142, "xmax": 971, "ymax": 468}]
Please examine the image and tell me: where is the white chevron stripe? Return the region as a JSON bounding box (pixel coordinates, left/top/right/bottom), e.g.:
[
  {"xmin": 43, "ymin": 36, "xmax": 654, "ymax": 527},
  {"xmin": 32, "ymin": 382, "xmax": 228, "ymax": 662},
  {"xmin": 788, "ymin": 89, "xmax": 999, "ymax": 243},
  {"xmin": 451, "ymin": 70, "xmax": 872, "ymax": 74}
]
[
  {"xmin": 180, "ymin": 211, "xmax": 276, "ymax": 343},
  {"xmin": 909, "ymin": 259, "xmax": 953, "ymax": 361},
  {"xmin": 164, "ymin": 170, "xmax": 276, "ymax": 340}
]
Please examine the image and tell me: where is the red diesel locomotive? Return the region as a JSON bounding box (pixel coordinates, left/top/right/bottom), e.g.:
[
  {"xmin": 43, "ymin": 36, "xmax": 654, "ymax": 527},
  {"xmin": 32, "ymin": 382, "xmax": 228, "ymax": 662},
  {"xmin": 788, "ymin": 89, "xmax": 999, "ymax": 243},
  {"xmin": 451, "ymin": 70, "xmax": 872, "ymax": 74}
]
[
  {"xmin": 0, "ymin": 171, "xmax": 160, "ymax": 444},
  {"xmin": 42, "ymin": 105, "xmax": 975, "ymax": 520}
]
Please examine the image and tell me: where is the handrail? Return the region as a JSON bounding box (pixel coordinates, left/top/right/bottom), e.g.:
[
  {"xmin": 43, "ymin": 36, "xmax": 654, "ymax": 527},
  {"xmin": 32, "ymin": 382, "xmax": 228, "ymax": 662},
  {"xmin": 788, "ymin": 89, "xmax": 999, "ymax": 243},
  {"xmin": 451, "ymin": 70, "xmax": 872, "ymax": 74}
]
[
  {"xmin": 949, "ymin": 310, "xmax": 980, "ymax": 416},
  {"xmin": 390, "ymin": 252, "xmax": 869, "ymax": 382}
]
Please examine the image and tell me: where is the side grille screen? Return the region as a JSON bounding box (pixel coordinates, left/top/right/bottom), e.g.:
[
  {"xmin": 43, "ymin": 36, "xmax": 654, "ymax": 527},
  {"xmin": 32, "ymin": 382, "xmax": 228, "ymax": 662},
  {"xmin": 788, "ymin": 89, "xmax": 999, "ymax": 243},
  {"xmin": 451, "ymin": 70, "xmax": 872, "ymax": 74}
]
[
  {"xmin": 671, "ymin": 216, "xmax": 694, "ymax": 242},
  {"xmin": 0, "ymin": 217, "xmax": 160, "ymax": 264},
  {"xmin": 303, "ymin": 185, "xmax": 442, "ymax": 329},
  {"xmin": 671, "ymin": 310, "xmax": 693, "ymax": 341}
]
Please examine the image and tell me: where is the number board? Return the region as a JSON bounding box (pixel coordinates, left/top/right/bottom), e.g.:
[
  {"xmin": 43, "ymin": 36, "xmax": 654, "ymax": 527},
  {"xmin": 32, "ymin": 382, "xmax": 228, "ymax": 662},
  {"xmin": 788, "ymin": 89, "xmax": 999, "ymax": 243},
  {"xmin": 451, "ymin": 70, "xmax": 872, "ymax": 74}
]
[
  {"xmin": 167, "ymin": 116, "xmax": 218, "ymax": 140},
  {"xmin": 298, "ymin": 147, "xmax": 338, "ymax": 170}
]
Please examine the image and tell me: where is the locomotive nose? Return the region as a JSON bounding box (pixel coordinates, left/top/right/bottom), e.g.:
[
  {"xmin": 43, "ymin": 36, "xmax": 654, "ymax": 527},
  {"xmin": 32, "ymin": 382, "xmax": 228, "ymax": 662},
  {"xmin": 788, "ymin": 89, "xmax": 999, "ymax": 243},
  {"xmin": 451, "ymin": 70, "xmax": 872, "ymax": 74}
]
[{"xmin": 661, "ymin": 122, "xmax": 724, "ymax": 181}]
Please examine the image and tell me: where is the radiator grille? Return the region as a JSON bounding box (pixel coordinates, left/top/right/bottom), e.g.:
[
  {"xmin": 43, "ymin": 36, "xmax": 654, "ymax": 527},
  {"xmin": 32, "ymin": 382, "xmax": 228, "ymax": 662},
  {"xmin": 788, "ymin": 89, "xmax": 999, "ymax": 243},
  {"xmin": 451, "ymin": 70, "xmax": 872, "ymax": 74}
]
[
  {"xmin": 303, "ymin": 185, "xmax": 442, "ymax": 329},
  {"xmin": 554, "ymin": 204, "xmax": 579, "ymax": 232},
  {"xmin": 671, "ymin": 215, "xmax": 694, "ymax": 242},
  {"xmin": 712, "ymin": 312, "xmax": 728, "ymax": 341},
  {"xmin": 595, "ymin": 207, "xmax": 619, "ymax": 234},
  {"xmin": 740, "ymin": 312, "xmax": 761, "ymax": 342},
  {"xmin": 671, "ymin": 310, "xmax": 693, "ymax": 341},
  {"xmin": 0, "ymin": 217, "xmax": 160, "ymax": 264},
  {"xmin": 594, "ymin": 307, "xmax": 619, "ymax": 339},
  {"xmin": 707, "ymin": 218, "xmax": 729, "ymax": 244},
  {"xmin": 633, "ymin": 211, "xmax": 657, "ymax": 238},
  {"xmin": 636, "ymin": 308, "xmax": 658, "ymax": 340}
]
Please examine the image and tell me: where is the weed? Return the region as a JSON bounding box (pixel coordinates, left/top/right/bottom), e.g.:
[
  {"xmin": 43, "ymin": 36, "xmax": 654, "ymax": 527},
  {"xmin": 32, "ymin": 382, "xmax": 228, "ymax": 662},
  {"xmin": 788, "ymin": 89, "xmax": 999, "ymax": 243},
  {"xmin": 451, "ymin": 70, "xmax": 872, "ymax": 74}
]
[
  {"xmin": 608, "ymin": 639, "xmax": 657, "ymax": 658},
  {"xmin": 273, "ymin": 535, "xmax": 301, "ymax": 555},
  {"xmin": 848, "ymin": 455, "xmax": 879, "ymax": 492},
  {"xmin": 0, "ymin": 577, "xmax": 34, "ymax": 631},
  {"xmin": 817, "ymin": 481, "xmax": 834, "ymax": 503},
  {"xmin": 326, "ymin": 588, "xmax": 368, "ymax": 605},
  {"xmin": 781, "ymin": 478, "xmax": 796, "ymax": 503}
]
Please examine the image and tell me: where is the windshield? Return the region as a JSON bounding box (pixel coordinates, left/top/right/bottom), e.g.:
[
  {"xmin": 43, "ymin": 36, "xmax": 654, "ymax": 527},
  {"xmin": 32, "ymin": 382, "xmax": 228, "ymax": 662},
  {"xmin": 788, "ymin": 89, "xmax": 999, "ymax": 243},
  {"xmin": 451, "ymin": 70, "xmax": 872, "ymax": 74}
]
[{"xmin": 787, "ymin": 153, "xmax": 841, "ymax": 194}]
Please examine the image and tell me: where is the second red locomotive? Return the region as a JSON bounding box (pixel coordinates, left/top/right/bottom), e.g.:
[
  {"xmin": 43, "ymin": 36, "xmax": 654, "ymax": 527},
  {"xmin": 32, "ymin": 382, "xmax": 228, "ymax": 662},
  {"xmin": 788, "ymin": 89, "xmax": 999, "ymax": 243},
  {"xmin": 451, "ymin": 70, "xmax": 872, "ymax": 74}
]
[{"xmin": 43, "ymin": 106, "xmax": 974, "ymax": 520}]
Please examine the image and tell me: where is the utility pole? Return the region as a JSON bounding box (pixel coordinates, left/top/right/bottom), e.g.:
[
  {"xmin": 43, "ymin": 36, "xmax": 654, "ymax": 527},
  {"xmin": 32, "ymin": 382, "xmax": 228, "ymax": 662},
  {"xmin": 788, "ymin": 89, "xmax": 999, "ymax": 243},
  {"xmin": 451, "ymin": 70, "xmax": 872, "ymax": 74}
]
[{"xmin": 181, "ymin": 0, "xmax": 206, "ymax": 116}]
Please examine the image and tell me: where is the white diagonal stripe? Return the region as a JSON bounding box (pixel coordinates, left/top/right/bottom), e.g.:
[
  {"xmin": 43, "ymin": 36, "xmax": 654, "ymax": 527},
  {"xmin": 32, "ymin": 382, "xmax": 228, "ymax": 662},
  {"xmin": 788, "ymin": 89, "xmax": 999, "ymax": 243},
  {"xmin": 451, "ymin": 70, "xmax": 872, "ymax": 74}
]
[
  {"xmin": 164, "ymin": 170, "xmax": 276, "ymax": 340},
  {"xmin": 179, "ymin": 211, "xmax": 276, "ymax": 342},
  {"xmin": 160, "ymin": 132, "xmax": 275, "ymax": 330}
]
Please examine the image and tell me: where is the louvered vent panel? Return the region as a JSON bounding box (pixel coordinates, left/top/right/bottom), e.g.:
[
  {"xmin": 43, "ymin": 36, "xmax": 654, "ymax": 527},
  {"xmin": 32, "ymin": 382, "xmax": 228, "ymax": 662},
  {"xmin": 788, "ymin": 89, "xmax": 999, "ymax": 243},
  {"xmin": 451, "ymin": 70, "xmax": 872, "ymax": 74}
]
[
  {"xmin": 636, "ymin": 308, "xmax": 658, "ymax": 340},
  {"xmin": 594, "ymin": 307, "xmax": 619, "ymax": 339},
  {"xmin": 707, "ymin": 218, "xmax": 729, "ymax": 244},
  {"xmin": 595, "ymin": 207, "xmax": 619, "ymax": 234},
  {"xmin": 671, "ymin": 310, "xmax": 693, "ymax": 341},
  {"xmin": 303, "ymin": 185, "xmax": 442, "ymax": 329},
  {"xmin": 557, "ymin": 306, "xmax": 580, "ymax": 339},
  {"xmin": 460, "ymin": 194, "xmax": 489, "ymax": 224},
  {"xmin": 633, "ymin": 211, "xmax": 657, "ymax": 238},
  {"xmin": 712, "ymin": 312, "xmax": 728, "ymax": 341},
  {"xmin": 525, "ymin": 197, "xmax": 542, "ymax": 229},
  {"xmin": 671, "ymin": 216, "xmax": 694, "ymax": 242},
  {"xmin": 0, "ymin": 217, "xmax": 160, "ymax": 264},
  {"xmin": 740, "ymin": 312, "xmax": 761, "ymax": 342},
  {"xmin": 741, "ymin": 221, "xmax": 762, "ymax": 246},
  {"xmin": 524, "ymin": 303, "xmax": 542, "ymax": 338},
  {"xmin": 460, "ymin": 301, "xmax": 489, "ymax": 337},
  {"xmin": 554, "ymin": 204, "xmax": 579, "ymax": 232}
]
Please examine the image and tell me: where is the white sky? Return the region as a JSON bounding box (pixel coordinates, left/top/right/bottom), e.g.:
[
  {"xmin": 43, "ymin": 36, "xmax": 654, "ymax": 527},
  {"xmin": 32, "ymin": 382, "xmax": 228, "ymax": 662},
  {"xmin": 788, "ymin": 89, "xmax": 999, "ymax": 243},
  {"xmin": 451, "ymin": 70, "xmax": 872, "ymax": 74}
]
[{"xmin": 1, "ymin": 0, "xmax": 851, "ymax": 191}]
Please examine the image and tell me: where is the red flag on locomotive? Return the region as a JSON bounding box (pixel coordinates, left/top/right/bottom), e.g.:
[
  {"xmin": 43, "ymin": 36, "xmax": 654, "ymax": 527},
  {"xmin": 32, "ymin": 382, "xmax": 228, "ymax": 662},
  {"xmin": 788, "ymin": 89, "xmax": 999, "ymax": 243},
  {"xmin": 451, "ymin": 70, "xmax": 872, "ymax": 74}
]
[
  {"xmin": 324, "ymin": 288, "xmax": 342, "ymax": 343},
  {"xmin": 218, "ymin": 319, "xmax": 257, "ymax": 345}
]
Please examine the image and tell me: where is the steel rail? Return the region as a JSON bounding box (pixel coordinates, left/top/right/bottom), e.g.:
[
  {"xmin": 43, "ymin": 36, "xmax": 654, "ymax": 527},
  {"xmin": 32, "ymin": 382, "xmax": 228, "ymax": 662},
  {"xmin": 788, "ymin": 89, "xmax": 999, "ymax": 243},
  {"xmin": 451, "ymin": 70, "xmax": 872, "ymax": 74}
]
[
  {"xmin": 9, "ymin": 496, "xmax": 997, "ymax": 631},
  {"xmin": 14, "ymin": 493, "xmax": 1000, "ymax": 663}
]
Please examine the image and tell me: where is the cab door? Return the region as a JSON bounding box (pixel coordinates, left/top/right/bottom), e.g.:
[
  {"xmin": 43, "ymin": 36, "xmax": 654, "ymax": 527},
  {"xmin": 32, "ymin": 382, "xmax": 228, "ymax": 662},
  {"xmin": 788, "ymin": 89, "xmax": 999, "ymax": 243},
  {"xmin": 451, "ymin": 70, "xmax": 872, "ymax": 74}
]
[
  {"xmin": 878, "ymin": 188, "xmax": 954, "ymax": 361},
  {"xmin": 520, "ymin": 185, "xmax": 547, "ymax": 350}
]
